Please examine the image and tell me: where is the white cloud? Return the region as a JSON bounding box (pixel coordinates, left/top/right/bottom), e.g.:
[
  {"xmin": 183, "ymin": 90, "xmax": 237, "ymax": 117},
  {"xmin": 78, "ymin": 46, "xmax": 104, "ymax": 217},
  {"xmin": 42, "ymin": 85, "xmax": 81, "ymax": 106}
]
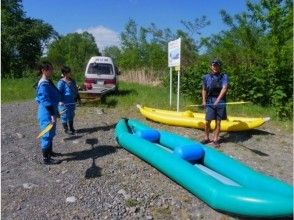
[{"xmin": 76, "ymin": 26, "xmax": 120, "ymax": 51}]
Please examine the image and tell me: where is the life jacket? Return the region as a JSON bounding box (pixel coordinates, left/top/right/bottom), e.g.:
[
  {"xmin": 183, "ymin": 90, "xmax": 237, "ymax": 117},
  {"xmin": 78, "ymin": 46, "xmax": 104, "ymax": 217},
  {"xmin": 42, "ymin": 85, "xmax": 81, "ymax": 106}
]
[{"xmin": 207, "ymin": 73, "xmax": 224, "ymax": 97}]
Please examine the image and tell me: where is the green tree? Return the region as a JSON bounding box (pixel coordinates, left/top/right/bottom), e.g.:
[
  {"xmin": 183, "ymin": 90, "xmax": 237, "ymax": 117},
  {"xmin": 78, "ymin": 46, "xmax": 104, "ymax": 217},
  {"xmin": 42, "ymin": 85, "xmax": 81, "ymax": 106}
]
[
  {"xmin": 118, "ymin": 18, "xmax": 207, "ymax": 73},
  {"xmin": 246, "ymin": 0, "xmax": 293, "ymax": 118},
  {"xmin": 1, "ymin": 0, "xmax": 57, "ymax": 78},
  {"xmin": 103, "ymin": 46, "xmax": 121, "ymax": 64},
  {"xmin": 46, "ymin": 32, "xmax": 100, "ymax": 79},
  {"xmin": 197, "ymin": 0, "xmax": 293, "ymax": 118}
]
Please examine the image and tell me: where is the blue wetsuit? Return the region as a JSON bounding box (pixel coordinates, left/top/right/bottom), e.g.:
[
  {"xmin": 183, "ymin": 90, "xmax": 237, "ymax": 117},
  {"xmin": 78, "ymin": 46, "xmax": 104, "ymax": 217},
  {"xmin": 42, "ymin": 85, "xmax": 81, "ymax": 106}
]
[
  {"xmin": 35, "ymin": 78, "xmax": 61, "ymax": 150},
  {"xmin": 57, "ymin": 79, "xmax": 78, "ymax": 123},
  {"xmin": 202, "ymin": 72, "xmax": 229, "ymax": 120}
]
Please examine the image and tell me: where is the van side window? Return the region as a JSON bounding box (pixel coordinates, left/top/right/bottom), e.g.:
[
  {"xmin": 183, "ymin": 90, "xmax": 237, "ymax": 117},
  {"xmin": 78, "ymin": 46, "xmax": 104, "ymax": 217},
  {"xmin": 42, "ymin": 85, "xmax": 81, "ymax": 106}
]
[{"xmin": 88, "ymin": 63, "xmax": 114, "ymax": 75}]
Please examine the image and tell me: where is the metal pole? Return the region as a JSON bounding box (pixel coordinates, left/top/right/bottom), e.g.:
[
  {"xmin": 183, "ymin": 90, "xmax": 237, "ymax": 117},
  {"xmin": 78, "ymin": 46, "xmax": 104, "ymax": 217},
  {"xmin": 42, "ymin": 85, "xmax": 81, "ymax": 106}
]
[
  {"xmin": 177, "ymin": 70, "xmax": 180, "ymax": 112},
  {"xmin": 169, "ymin": 68, "xmax": 172, "ymax": 107}
]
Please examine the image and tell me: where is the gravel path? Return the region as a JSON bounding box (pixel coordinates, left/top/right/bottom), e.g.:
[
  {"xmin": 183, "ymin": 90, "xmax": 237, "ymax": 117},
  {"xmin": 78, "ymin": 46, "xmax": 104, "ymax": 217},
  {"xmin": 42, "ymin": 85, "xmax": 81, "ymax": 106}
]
[{"xmin": 1, "ymin": 101, "xmax": 293, "ymax": 220}]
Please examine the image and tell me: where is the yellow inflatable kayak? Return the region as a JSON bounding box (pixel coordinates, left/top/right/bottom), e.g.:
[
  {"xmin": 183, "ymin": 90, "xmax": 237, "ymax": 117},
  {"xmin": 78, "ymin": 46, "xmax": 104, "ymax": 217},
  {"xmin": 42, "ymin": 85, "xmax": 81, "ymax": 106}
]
[{"xmin": 136, "ymin": 105, "xmax": 270, "ymax": 131}]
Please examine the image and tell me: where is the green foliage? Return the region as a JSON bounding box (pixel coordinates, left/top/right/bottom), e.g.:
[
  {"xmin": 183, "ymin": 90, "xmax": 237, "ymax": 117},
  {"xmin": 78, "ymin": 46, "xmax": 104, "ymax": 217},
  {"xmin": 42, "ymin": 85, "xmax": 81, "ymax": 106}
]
[
  {"xmin": 179, "ymin": 59, "xmax": 209, "ymax": 102},
  {"xmin": 175, "ymin": 30, "xmax": 198, "ymax": 71},
  {"xmin": 1, "ymin": 0, "xmax": 57, "ymax": 78},
  {"xmin": 113, "ymin": 18, "xmax": 206, "ymax": 83},
  {"xmin": 46, "ymin": 32, "xmax": 100, "ymax": 80},
  {"xmin": 103, "ymin": 46, "xmax": 121, "ymax": 64},
  {"xmin": 197, "ymin": 0, "xmax": 293, "ymax": 119},
  {"xmin": 118, "ymin": 19, "xmax": 169, "ymax": 71}
]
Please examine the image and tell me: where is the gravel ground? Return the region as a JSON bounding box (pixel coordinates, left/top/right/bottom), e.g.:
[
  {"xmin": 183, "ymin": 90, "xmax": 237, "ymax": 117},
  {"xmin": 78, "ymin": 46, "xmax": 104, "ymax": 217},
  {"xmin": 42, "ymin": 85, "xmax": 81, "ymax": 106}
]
[{"xmin": 1, "ymin": 100, "xmax": 293, "ymax": 220}]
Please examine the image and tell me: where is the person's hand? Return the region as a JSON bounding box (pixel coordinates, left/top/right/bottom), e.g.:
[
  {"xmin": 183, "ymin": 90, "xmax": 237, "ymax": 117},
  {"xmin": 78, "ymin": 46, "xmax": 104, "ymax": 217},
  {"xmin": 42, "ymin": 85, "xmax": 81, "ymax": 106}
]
[
  {"xmin": 202, "ymin": 101, "xmax": 206, "ymax": 108},
  {"xmin": 213, "ymin": 100, "xmax": 219, "ymax": 106},
  {"xmin": 51, "ymin": 115, "xmax": 56, "ymax": 124}
]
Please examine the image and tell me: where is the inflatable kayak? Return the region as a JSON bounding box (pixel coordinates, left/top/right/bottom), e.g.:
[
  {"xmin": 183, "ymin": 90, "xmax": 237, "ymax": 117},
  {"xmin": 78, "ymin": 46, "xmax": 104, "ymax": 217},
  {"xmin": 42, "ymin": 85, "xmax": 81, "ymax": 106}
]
[
  {"xmin": 115, "ymin": 118, "xmax": 293, "ymax": 218},
  {"xmin": 137, "ymin": 105, "xmax": 270, "ymax": 131}
]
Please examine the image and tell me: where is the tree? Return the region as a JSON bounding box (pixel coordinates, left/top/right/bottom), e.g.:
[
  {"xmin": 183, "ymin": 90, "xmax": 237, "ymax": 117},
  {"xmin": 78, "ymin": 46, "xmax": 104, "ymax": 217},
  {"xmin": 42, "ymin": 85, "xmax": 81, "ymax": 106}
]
[
  {"xmin": 1, "ymin": 0, "xmax": 57, "ymax": 78},
  {"xmin": 103, "ymin": 46, "xmax": 121, "ymax": 64},
  {"xmin": 197, "ymin": 0, "xmax": 293, "ymax": 118},
  {"xmin": 46, "ymin": 32, "xmax": 100, "ymax": 79}
]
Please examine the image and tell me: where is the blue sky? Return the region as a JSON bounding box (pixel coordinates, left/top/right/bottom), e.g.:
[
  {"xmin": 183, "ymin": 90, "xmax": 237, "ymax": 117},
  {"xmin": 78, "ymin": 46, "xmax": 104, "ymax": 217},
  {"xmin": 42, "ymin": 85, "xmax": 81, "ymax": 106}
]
[{"xmin": 22, "ymin": 0, "xmax": 250, "ymax": 50}]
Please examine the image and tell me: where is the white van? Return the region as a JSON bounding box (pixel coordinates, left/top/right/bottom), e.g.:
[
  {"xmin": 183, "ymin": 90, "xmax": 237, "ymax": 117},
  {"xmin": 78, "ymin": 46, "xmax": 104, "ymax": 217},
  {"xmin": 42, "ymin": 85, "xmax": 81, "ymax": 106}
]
[{"xmin": 83, "ymin": 56, "xmax": 119, "ymax": 93}]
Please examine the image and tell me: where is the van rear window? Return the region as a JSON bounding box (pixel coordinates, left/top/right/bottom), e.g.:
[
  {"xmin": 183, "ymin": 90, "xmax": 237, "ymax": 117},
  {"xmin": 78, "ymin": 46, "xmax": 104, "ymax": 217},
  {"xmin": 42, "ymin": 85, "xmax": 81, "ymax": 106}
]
[{"xmin": 87, "ymin": 63, "xmax": 113, "ymax": 75}]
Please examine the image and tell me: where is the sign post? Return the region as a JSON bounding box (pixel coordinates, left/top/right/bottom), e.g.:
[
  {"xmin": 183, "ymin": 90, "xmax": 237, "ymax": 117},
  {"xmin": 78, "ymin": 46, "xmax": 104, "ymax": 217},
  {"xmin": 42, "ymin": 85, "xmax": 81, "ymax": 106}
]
[
  {"xmin": 176, "ymin": 69, "xmax": 180, "ymax": 112},
  {"xmin": 168, "ymin": 38, "xmax": 181, "ymax": 111},
  {"xmin": 169, "ymin": 68, "xmax": 172, "ymax": 107}
]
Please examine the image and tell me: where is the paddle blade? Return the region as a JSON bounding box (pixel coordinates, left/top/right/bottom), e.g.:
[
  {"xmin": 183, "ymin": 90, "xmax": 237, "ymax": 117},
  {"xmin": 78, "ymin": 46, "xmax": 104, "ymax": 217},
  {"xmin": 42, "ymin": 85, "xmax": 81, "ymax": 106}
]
[{"xmin": 36, "ymin": 123, "xmax": 53, "ymax": 139}]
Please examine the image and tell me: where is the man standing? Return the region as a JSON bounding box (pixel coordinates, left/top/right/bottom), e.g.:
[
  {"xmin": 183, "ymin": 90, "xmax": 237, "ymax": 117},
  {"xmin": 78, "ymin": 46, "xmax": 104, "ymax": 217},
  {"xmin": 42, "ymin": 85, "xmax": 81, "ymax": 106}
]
[{"xmin": 201, "ymin": 59, "xmax": 229, "ymax": 148}]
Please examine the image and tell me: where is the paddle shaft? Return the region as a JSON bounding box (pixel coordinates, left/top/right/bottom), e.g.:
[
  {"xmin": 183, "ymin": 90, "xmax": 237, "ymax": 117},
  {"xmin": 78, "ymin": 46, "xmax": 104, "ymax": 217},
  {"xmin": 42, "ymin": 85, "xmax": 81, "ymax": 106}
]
[{"xmin": 189, "ymin": 101, "xmax": 251, "ymax": 107}]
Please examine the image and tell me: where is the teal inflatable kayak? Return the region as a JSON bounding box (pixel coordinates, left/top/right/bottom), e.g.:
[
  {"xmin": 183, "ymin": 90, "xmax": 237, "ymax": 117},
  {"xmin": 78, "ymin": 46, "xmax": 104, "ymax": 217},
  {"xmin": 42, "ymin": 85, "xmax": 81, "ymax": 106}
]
[{"xmin": 115, "ymin": 118, "xmax": 293, "ymax": 218}]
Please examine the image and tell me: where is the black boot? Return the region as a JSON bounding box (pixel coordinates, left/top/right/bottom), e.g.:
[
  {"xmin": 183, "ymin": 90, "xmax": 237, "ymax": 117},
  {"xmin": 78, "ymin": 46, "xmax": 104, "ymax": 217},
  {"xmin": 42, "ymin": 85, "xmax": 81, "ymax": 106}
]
[
  {"xmin": 69, "ymin": 121, "xmax": 75, "ymax": 135},
  {"xmin": 62, "ymin": 123, "xmax": 69, "ymax": 134},
  {"xmin": 48, "ymin": 143, "xmax": 61, "ymax": 157},
  {"xmin": 42, "ymin": 149, "xmax": 61, "ymax": 165}
]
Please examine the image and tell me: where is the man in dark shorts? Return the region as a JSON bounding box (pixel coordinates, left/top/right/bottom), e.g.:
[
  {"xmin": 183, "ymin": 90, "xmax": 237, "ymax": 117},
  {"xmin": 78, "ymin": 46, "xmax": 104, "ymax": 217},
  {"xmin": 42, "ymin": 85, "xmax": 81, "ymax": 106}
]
[{"xmin": 201, "ymin": 59, "xmax": 229, "ymax": 148}]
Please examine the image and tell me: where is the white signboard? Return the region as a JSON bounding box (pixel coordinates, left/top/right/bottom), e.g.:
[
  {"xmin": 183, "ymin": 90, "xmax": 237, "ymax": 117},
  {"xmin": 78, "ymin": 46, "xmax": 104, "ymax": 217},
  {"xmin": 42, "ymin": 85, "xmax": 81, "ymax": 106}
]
[{"xmin": 168, "ymin": 38, "xmax": 181, "ymax": 67}]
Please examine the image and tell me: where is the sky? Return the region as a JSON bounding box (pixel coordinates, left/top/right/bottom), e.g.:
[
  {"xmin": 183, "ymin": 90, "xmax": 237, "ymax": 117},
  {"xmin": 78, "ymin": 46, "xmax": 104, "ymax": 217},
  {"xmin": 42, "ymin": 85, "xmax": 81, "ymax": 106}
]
[{"xmin": 22, "ymin": 0, "xmax": 250, "ymax": 50}]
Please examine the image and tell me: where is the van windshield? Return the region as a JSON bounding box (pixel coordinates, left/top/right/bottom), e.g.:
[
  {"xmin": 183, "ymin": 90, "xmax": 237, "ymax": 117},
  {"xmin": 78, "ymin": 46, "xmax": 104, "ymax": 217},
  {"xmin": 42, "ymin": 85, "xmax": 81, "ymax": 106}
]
[{"xmin": 87, "ymin": 63, "xmax": 113, "ymax": 75}]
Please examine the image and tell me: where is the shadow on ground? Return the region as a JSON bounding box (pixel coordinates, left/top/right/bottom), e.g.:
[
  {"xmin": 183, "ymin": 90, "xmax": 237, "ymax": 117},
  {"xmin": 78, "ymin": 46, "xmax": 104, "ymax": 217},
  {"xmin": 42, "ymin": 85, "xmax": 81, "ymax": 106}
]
[
  {"xmin": 84, "ymin": 138, "xmax": 101, "ymax": 179},
  {"xmin": 61, "ymin": 145, "xmax": 116, "ymax": 162},
  {"xmin": 220, "ymin": 129, "xmax": 275, "ymax": 156},
  {"xmin": 76, "ymin": 123, "xmax": 116, "ymax": 134},
  {"xmin": 60, "ymin": 136, "xmax": 117, "ymax": 178}
]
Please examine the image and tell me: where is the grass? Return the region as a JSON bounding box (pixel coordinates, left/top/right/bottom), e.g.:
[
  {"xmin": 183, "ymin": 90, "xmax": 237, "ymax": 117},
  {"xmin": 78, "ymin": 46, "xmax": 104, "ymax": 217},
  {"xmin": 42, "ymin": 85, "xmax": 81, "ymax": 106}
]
[
  {"xmin": 125, "ymin": 198, "xmax": 140, "ymax": 207},
  {"xmin": 103, "ymin": 82, "xmax": 193, "ymax": 110},
  {"xmin": 1, "ymin": 77, "xmax": 37, "ymax": 102},
  {"xmin": 150, "ymin": 206, "xmax": 171, "ymax": 219},
  {"xmin": 2, "ymin": 77, "xmax": 292, "ymax": 132}
]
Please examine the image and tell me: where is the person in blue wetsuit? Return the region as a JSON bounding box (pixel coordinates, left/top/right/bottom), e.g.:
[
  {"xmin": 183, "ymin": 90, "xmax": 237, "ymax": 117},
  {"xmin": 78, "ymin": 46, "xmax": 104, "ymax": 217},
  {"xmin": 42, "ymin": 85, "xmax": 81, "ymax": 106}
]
[
  {"xmin": 57, "ymin": 66, "xmax": 79, "ymax": 135},
  {"xmin": 35, "ymin": 61, "xmax": 62, "ymax": 165},
  {"xmin": 201, "ymin": 59, "xmax": 229, "ymax": 148}
]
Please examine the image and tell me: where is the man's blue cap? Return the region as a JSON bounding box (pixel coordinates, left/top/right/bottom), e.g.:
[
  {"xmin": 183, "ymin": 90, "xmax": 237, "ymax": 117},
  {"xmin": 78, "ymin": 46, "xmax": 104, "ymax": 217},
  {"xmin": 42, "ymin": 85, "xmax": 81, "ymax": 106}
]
[{"xmin": 211, "ymin": 59, "xmax": 221, "ymax": 66}]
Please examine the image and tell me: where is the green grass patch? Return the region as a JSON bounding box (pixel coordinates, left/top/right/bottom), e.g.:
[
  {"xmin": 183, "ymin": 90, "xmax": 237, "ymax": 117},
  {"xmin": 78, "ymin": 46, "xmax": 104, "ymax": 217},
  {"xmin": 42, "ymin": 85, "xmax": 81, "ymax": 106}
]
[
  {"xmin": 125, "ymin": 198, "xmax": 140, "ymax": 207},
  {"xmin": 1, "ymin": 77, "xmax": 37, "ymax": 102},
  {"xmin": 1, "ymin": 78, "xmax": 292, "ymax": 132},
  {"xmin": 150, "ymin": 206, "xmax": 171, "ymax": 219},
  {"xmin": 103, "ymin": 82, "xmax": 192, "ymax": 110}
]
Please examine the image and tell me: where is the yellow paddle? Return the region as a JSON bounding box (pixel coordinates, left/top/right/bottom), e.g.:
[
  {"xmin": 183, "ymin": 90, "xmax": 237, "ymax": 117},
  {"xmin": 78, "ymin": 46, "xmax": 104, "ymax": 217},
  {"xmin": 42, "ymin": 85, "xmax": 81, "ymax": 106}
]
[
  {"xmin": 188, "ymin": 101, "xmax": 251, "ymax": 107},
  {"xmin": 36, "ymin": 123, "xmax": 53, "ymax": 139}
]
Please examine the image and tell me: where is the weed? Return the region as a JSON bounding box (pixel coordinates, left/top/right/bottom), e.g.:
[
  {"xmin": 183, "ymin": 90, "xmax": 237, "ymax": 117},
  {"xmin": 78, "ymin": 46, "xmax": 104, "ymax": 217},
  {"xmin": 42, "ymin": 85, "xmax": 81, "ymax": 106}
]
[{"xmin": 125, "ymin": 199, "xmax": 140, "ymax": 207}]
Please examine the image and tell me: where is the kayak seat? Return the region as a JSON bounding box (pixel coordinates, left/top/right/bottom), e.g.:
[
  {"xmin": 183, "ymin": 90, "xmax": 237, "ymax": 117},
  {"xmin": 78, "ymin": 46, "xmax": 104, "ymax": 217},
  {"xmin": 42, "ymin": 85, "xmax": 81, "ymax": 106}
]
[
  {"xmin": 135, "ymin": 129, "xmax": 160, "ymax": 143},
  {"xmin": 174, "ymin": 144, "xmax": 205, "ymax": 162}
]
